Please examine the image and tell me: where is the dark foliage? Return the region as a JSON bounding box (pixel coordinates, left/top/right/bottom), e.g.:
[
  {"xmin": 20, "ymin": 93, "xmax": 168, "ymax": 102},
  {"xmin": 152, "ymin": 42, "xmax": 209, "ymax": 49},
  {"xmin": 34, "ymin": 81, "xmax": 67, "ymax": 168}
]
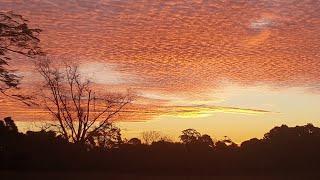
[
  {"xmin": 0, "ymin": 11, "xmax": 42, "ymax": 92},
  {"xmin": 1, "ymin": 117, "xmax": 320, "ymax": 176}
]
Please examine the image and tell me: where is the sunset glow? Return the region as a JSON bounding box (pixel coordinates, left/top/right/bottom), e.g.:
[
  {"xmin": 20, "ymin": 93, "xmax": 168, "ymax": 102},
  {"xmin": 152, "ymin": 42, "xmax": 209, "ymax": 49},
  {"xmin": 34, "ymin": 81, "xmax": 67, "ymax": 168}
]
[{"xmin": 1, "ymin": 0, "xmax": 320, "ymax": 142}]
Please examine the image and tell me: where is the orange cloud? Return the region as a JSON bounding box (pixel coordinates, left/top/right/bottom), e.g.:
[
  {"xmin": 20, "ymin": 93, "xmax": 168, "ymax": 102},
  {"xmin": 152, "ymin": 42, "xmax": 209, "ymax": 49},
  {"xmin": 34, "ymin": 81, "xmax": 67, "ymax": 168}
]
[{"xmin": 1, "ymin": 0, "xmax": 320, "ymax": 122}]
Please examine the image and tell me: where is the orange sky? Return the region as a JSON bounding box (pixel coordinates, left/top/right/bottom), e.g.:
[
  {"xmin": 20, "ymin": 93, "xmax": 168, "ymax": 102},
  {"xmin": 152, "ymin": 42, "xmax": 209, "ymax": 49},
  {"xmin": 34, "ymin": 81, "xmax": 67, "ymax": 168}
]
[{"xmin": 1, "ymin": 0, "xmax": 320, "ymax": 142}]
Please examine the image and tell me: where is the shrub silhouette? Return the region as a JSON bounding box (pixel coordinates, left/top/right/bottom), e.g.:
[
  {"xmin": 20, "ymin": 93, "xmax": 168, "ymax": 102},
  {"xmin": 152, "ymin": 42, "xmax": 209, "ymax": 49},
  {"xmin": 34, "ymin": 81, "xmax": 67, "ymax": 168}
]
[
  {"xmin": 1, "ymin": 117, "xmax": 320, "ymax": 176},
  {"xmin": 127, "ymin": 138, "xmax": 142, "ymax": 145}
]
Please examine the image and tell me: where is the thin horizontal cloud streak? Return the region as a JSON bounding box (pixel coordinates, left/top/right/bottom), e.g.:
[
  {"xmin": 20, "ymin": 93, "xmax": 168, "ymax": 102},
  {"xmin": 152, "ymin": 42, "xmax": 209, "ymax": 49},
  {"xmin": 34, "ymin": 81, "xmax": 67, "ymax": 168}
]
[
  {"xmin": 134, "ymin": 105, "xmax": 271, "ymax": 119},
  {"xmin": 0, "ymin": 103, "xmax": 271, "ymax": 122}
]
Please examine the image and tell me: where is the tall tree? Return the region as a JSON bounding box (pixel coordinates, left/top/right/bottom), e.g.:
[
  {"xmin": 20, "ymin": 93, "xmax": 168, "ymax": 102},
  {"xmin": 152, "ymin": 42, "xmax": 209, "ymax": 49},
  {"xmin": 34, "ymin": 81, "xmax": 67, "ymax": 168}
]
[
  {"xmin": 0, "ymin": 11, "xmax": 42, "ymax": 92},
  {"xmin": 179, "ymin": 128, "xmax": 201, "ymax": 144},
  {"xmin": 36, "ymin": 58, "xmax": 133, "ymax": 145},
  {"xmin": 89, "ymin": 123, "xmax": 122, "ymax": 149}
]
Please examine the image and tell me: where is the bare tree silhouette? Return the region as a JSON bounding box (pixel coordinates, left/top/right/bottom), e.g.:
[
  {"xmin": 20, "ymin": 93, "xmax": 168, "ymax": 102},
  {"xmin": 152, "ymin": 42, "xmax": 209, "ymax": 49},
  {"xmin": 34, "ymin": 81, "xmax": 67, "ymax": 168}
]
[
  {"xmin": 36, "ymin": 58, "xmax": 133, "ymax": 145},
  {"xmin": 141, "ymin": 131, "xmax": 161, "ymax": 145}
]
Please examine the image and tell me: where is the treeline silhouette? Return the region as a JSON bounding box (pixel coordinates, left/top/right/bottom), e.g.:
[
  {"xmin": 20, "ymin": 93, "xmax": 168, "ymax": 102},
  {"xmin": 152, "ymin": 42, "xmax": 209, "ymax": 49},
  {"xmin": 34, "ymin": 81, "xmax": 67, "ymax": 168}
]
[{"xmin": 1, "ymin": 117, "xmax": 320, "ymax": 176}]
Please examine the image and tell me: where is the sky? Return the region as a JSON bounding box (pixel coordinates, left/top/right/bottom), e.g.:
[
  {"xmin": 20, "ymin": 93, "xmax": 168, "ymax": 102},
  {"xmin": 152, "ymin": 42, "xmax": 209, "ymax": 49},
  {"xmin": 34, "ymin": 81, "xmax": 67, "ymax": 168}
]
[{"xmin": 1, "ymin": 0, "xmax": 320, "ymax": 143}]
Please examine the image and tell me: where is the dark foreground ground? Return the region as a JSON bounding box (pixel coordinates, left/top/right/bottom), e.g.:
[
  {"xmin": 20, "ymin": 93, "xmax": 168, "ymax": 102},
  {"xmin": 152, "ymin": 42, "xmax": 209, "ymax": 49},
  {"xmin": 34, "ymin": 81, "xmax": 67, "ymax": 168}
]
[
  {"xmin": 1, "ymin": 172, "xmax": 320, "ymax": 180},
  {"xmin": 3, "ymin": 122, "xmax": 320, "ymax": 180}
]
